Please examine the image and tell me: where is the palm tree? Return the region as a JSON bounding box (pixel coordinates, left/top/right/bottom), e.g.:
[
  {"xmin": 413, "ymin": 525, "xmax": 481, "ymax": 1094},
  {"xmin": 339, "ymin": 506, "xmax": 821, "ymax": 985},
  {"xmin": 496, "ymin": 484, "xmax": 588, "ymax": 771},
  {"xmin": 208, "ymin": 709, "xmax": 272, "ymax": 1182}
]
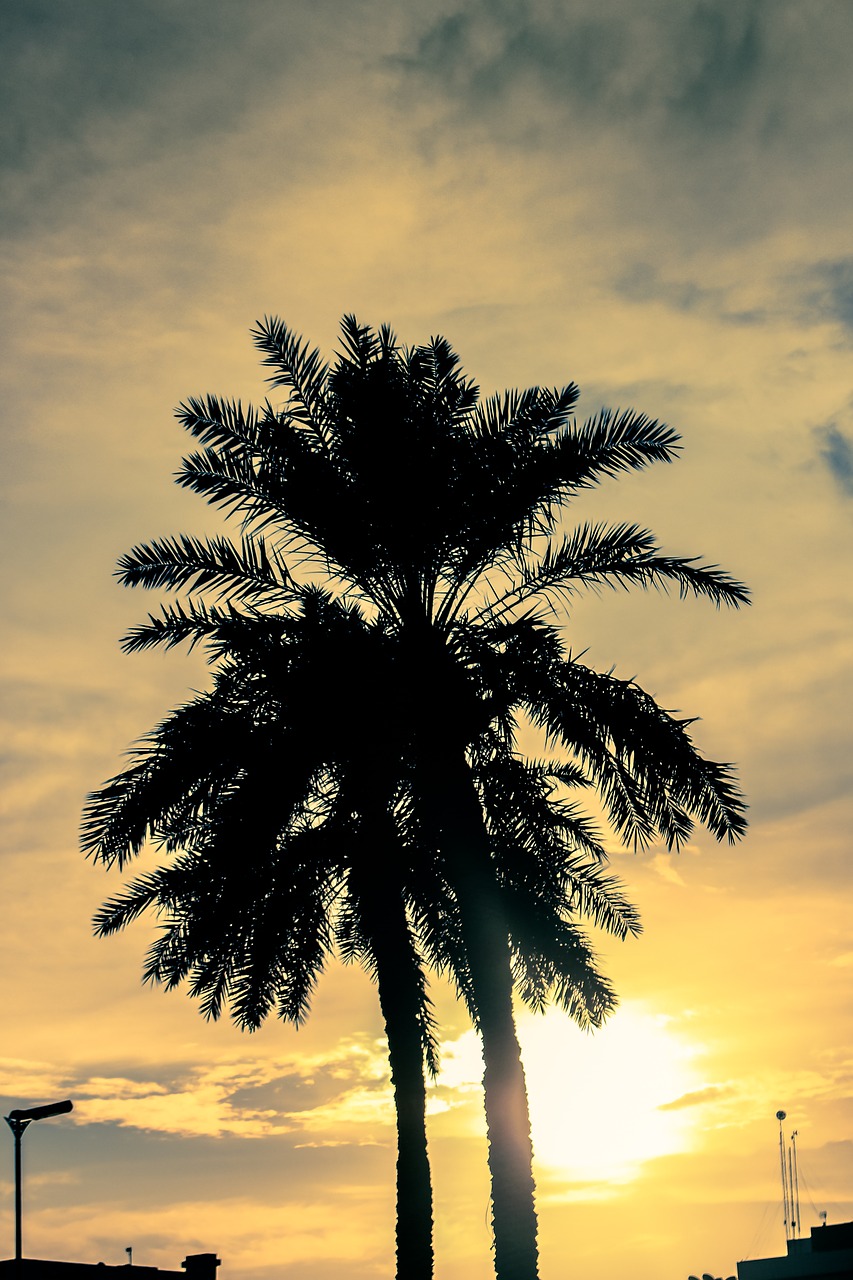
[
  {"xmin": 84, "ymin": 588, "xmax": 446, "ymax": 1280},
  {"xmin": 86, "ymin": 315, "xmax": 748, "ymax": 1280},
  {"xmin": 84, "ymin": 585, "xmax": 631, "ymax": 1280}
]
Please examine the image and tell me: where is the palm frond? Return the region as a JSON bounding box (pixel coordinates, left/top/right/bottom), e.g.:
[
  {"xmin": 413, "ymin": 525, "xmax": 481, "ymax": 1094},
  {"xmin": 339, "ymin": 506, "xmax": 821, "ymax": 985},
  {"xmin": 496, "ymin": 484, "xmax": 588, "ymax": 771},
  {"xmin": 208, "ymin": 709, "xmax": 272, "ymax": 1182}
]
[
  {"xmin": 510, "ymin": 915, "xmax": 616, "ymax": 1029},
  {"xmin": 251, "ymin": 317, "xmax": 332, "ymax": 443},
  {"xmin": 336, "ymin": 314, "xmax": 381, "ymax": 368},
  {"xmin": 562, "ymin": 855, "xmax": 642, "ymax": 939},
  {"xmin": 120, "ymin": 599, "xmax": 241, "ymax": 654},
  {"xmin": 534, "ymin": 660, "xmax": 749, "ymax": 847},
  {"xmin": 472, "ymin": 384, "xmax": 579, "ymax": 443},
  {"xmin": 553, "ymin": 407, "xmax": 681, "ymax": 489},
  {"xmin": 475, "ymin": 523, "xmax": 750, "ymax": 625},
  {"xmin": 93, "ymin": 871, "xmax": 167, "ymax": 935},
  {"xmin": 176, "ymin": 446, "xmax": 287, "ymax": 530},
  {"xmin": 117, "ymin": 533, "xmax": 295, "ymax": 607},
  {"xmin": 81, "ymin": 692, "xmax": 259, "ymax": 866},
  {"xmin": 176, "ymin": 395, "xmax": 263, "ymax": 455}
]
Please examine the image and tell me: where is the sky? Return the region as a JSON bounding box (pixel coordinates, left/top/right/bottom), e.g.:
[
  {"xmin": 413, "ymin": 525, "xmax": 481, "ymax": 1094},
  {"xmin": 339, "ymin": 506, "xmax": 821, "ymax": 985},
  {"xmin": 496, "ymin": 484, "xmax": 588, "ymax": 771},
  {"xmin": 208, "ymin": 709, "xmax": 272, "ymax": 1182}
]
[{"xmin": 1, "ymin": 2, "xmax": 852, "ymax": 1279}]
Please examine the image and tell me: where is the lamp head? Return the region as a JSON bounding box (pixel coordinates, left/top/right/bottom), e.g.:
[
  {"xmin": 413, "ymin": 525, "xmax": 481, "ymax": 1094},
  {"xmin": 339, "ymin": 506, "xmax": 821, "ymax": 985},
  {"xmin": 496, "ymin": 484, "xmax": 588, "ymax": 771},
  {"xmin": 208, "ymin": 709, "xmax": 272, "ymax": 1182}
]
[{"xmin": 7, "ymin": 1100, "xmax": 73, "ymax": 1122}]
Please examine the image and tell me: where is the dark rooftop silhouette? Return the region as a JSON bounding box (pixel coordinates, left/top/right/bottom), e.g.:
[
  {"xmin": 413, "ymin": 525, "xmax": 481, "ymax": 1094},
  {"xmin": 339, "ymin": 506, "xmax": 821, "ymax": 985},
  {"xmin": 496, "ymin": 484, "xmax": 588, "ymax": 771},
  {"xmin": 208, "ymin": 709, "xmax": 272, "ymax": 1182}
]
[{"xmin": 0, "ymin": 1254, "xmax": 221, "ymax": 1280}]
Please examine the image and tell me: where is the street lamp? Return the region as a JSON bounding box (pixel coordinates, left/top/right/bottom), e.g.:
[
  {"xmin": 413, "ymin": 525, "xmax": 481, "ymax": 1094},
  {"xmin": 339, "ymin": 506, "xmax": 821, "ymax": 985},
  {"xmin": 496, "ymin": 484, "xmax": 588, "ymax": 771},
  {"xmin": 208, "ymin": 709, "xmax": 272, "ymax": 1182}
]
[{"xmin": 4, "ymin": 1100, "xmax": 73, "ymax": 1261}]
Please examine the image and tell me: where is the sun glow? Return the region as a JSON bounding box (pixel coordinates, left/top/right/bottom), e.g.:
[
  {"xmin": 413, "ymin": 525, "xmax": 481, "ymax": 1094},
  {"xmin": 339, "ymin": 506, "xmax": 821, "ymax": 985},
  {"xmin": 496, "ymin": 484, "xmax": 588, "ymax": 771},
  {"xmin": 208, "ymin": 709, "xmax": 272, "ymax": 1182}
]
[
  {"xmin": 521, "ymin": 1004, "xmax": 704, "ymax": 1184},
  {"xmin": 434, "ymin": 1003, "xmax": 706, "ymax": 1188}
]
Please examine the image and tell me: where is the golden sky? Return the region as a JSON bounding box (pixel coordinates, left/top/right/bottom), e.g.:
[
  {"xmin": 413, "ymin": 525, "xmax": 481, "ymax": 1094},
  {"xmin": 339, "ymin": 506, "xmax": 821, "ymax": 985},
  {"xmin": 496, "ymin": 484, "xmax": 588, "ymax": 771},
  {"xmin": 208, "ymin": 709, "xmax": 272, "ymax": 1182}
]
[{"xmin": 1, "ymin": 3, "xmax": 852, "ymax": 1279}]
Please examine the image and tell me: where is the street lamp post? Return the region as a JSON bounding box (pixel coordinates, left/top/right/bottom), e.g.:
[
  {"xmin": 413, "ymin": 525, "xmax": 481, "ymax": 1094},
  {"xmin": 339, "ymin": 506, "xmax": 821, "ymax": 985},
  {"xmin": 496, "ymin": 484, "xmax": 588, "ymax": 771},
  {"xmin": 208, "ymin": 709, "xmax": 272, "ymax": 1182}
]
[{"xmin": 4, "ymin": 1100, "xmax": 73, "ymax": 1261}]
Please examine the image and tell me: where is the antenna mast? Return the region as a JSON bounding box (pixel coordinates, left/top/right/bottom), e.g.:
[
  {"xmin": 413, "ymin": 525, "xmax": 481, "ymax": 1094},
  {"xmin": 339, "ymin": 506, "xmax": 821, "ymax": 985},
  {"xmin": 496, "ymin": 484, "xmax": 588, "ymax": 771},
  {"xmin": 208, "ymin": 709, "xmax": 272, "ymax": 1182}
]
[
  {"xmin": 776, "ymin": 1110, "xmax": 790, "ymax": 1241},
  {"xmin": 791, "ymin": 1130, "xmax": 801, "ymax": 1239}
]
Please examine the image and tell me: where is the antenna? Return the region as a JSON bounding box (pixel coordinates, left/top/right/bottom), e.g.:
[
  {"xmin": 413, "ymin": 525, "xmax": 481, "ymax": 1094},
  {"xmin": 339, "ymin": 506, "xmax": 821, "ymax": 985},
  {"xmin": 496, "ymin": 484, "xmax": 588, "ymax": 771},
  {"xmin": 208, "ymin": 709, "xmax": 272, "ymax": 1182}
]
[
  {"xmin": 791, "ymin": 1131, "xmax": 801, "ymax": 1239},
  {"xmin": 776, "ymin": 1111, "xmax": 789, "ymax": 1240}
]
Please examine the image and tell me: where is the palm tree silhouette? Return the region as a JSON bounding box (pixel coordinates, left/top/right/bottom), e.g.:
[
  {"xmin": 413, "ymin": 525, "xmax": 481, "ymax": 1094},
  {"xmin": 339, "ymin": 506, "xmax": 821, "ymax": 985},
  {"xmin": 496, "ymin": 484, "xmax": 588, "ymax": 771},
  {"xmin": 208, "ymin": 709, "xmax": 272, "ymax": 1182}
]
[{"xmin": 84, "ymin": 316, "xmax": 748, "ymax": 1280}]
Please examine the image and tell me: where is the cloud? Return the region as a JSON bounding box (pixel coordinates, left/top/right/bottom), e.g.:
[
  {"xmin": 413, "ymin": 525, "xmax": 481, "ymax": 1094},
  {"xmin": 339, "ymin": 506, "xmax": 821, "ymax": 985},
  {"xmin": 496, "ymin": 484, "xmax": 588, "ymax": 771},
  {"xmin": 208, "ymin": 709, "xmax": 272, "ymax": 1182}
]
[
  {"xmin": 0, "ymin": 1057, "xmax": 68, "ymax": 1102},
  {"xmin": 613, "ymin": 262, "xmax": 769, "ymax": 328},
  {"xmin": 648, "ymin": 854, "xmax": 688, "ymax": 888},
  {"xmin": 403, "ymin": 0, "xmax": 853, "ymax": 148},
  {"xmin": 399, "ymin": 0, "xmax": 770, "ymax": 136},
  {"xmin": 0, "ymin": 1, "xmax": 334, "ymax": 231},
  {"xmin": 690, "ymin": 1065, "xmax": 853, "ymax": 1124},
  {"xmin": 58, "ymin": 1040, "xmax": 395, "ymax": 1140},
  {"xmin": 615, "ymin": 263, "xmax": 721, "ymax": 316},
  {"xmin": 814, "ymin": 422, "xmax": 853, "ymax": 497},
  {"xmin": 797, "ymin": 260, "xmax": 853, "ymax": 335},
  {"xmin": 395, "ymin": 0, "xmax": 853, "ymax": 248},
  {"xmin": 658, "ymin": 1083, "xmax": 734, "ymax": 1111}
]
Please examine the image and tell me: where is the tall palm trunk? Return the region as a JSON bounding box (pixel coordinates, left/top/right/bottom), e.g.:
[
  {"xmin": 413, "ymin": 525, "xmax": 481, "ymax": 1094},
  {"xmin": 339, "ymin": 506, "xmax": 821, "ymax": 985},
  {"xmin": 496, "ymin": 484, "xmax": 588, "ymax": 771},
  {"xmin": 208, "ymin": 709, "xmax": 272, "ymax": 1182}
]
[
  {"xmin": 350, "ymin": 867, "xmax": 434, "ymax": 1280},
  {"xmin": 420, "ymin": 750, "xmax": 539, "ymax": 1280}
]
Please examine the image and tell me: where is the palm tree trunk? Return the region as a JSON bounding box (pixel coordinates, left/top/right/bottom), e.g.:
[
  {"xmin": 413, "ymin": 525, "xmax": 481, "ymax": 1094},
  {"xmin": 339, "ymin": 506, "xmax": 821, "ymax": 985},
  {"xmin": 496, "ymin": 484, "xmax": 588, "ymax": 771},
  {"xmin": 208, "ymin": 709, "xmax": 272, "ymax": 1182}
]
[
  {"xmin": 457, "ymin": 878, "xmax": 538, "ymax": 1280},
  {"xmin": 420, "ymin": 751, "xmax": 540, "ymax": 1280},
  {"xmin": 351, "ymin": 871, "xmax": 435, "ymax": 1280}
]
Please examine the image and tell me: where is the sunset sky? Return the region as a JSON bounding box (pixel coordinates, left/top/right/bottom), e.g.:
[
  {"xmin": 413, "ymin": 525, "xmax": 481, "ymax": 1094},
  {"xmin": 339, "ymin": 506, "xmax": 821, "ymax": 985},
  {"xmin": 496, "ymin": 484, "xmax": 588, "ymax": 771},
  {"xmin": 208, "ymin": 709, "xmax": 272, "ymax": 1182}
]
[{"xmin": 2, "ymin": 3, "xmax": 852, "ymax": 1279}]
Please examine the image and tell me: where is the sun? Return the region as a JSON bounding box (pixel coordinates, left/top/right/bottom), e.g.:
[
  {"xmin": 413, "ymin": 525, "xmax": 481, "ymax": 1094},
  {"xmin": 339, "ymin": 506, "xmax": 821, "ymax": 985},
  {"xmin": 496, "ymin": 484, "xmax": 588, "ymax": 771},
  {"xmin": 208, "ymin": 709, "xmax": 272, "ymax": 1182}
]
[
  {"xmin": 433, "ymin": 1001, "xmax": 706, "ymax": 1188},
  {"xmin": 518, "ymin": 1003, "xmax": 704, "ymax": 1184}
]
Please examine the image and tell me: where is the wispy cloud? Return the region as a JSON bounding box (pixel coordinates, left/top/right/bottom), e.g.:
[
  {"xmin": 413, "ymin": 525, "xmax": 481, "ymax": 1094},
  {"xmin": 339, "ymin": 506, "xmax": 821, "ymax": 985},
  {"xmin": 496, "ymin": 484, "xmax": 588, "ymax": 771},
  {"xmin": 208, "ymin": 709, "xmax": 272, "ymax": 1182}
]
[
  {"xmin": 394, "ymin": 0, "xmax": 853, "ymax": 246},
  {"xmin": 814, "ymin": 421, "xmax": 853, "ymax": 497},
  {"xmin": 801, "ymin": 260, "xmax": 853, "ymax": 334},
  {"xmin": 0, "ymin": 1, "xmax": 355, "ymax": 234},
  {"xmin": 65, "ymin": 1041, "xmax": 394, "ymax": 1140},
  {"xmin": 658, "ymin": 1084, "xmax": 734, "ymax": 1112},
  {"xmin": 0, "ymin": 1057, "xmax": 68, "ymax": 1102}
]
